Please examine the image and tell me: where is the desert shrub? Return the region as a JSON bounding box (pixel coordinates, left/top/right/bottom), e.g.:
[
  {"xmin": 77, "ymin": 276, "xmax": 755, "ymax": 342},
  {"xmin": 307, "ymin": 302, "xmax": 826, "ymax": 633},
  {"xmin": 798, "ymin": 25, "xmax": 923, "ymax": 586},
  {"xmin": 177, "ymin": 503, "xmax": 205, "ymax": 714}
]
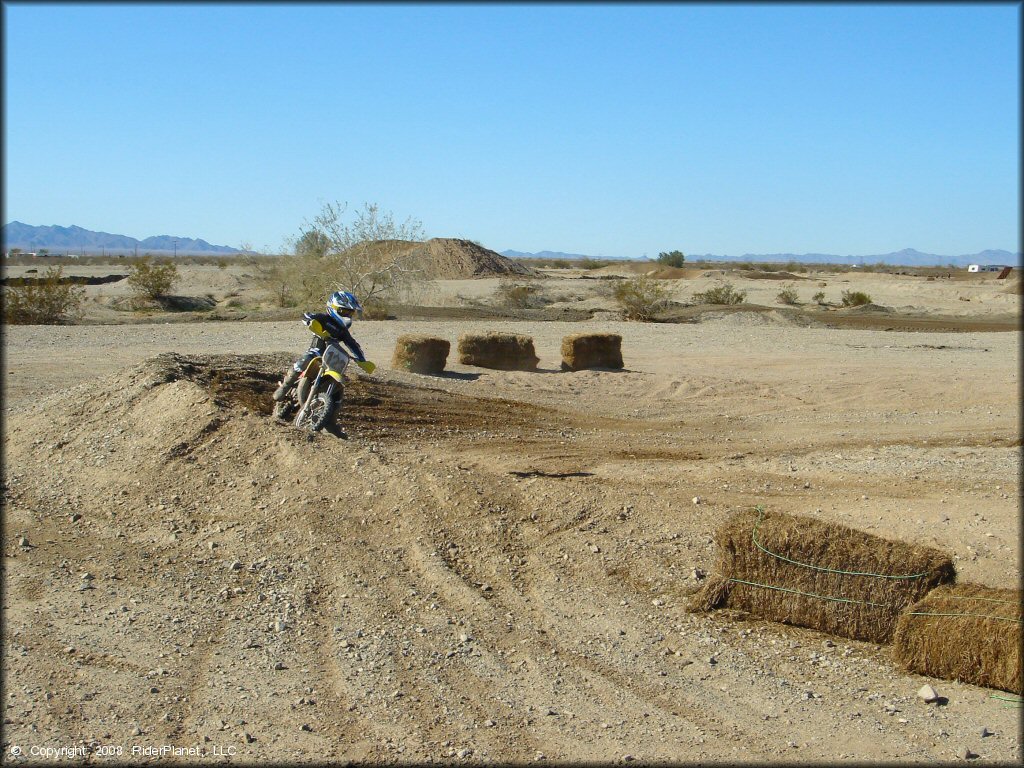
[
  {"xmin": 454, "ymin": 293, "xmax": 485, "ymax": 308},
  {"xmin": 225, "ymin": 297, "xmax": 246, "ymax": 308},
  {"xmin": 812, "ymin": 291, "xmax": 826, "ymax": 305},
  {"xmin": 656, "ymin": 250, "xmax": 686, "ymax": 268},
  {"xmin": 776, "ymin": 287, "xmax": 799, "ymax": 305},
  {"xmin": 693, "ymin": 282, "xmax": 747, "ymax": 305},
  {"xmin": 2, "ymin": 267, "xmax": 85, "ymax": 324},
  {"xmin": 128, "ymin": 257, "xmax": 179, "ymax": 300},
  {"xmin": 253, "ymin": 258, "xmax": 297, "ymax": 307},
  {"xmin": 841, "ymin": 290, "xmax": 872, "ymax": 307},
  {"xmin": 496, "ymin": 282, "xmax": 548, "ymax": 309},
  {"xmin": 579, "ymin": 258, "xmax": 615, "ymax": 270},
  {"xmin": 497, "ymin": 283, "xmax": 535, "ymax": 308},
  {"xmin": 613, "ymin": 275, "xmax": 671, "ymax": 321},
  {"xmin": 361, "ymin": 299, "xmax": 392, "ymax": 319}
]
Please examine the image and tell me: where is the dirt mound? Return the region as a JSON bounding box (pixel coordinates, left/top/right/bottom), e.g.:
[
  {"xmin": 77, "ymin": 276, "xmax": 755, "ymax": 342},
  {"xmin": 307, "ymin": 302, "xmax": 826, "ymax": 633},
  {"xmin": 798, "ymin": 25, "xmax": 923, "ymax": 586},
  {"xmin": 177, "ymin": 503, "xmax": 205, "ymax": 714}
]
[
  {"xmin": 1000, "ymin": 279, "xmax": 1023, "ymax": 294},
  {"xmin": 845, "ymin": 302, "xmax": 893, "ymax": 313},
  {"xmin": 690, "ymin": 308, "xmax": 820, "ymax": 328},
  {"xmin": 409, "ymin": 238, "xmax": 536, "ymax": 279},
  {"xmin": 643, "ymin": 266, "xmax": 691, "ymax": 279},
  {"xmin": 736, "ymin": 270, "xmax": 810, "ymax": 280},
  {"xmin": 592, "ymin": 263, "xmax": 702, "ymax": 279}
]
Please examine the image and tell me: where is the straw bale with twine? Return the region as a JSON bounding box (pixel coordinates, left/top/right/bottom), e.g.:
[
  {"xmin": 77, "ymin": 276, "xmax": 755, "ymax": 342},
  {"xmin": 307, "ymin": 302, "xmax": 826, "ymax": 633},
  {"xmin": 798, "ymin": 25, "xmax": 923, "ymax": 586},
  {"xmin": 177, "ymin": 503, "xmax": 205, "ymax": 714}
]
[
  {"xmin": 560, "ymin": 333, "xmax": 624, "ymax": 371},
  {"xmin": 688, "ymin": 507, "xmax": 955, "ymax": 644},
  {"xmin": 892, "ymin": 583, "xmax": 1021, "ymax": 694},
  {"xmin": 392, "ymin": 335, "xmax": 450, "ymax": 375},
  {"xmin": 457, "ymin": 332, "xmax": 539, "ymax": 371}
]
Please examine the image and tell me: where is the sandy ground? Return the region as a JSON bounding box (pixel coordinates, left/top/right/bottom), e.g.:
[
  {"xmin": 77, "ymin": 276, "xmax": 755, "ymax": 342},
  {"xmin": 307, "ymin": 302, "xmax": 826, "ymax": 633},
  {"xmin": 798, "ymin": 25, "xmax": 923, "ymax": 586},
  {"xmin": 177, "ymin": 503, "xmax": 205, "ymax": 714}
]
[{"xmin": 1, "ymin": 267, "xmax": 1021, "ymax": 764}]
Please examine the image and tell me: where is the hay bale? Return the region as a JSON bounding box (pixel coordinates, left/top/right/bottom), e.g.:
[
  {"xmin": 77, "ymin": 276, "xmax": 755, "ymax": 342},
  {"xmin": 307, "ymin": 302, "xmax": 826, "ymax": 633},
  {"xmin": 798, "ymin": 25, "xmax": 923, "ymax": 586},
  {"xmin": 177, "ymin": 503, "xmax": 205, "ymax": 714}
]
[
  {"xmin": 560, "ymin": 333, "xmax": 623, "ymax": 371},
  {"xmin": 892, "ymin": 583, "xmax": 1022, "ymax": 694},
  {"xmin": 392, "ymin": 335, "xmax": 449, "ymax": 375},
  {"xmin": 687, "ymin": 508, "xmax": 955, "ymax": 644},
  {"xmin": 457, "ymin": 333, "xmax": 539, "ymax": 371}
]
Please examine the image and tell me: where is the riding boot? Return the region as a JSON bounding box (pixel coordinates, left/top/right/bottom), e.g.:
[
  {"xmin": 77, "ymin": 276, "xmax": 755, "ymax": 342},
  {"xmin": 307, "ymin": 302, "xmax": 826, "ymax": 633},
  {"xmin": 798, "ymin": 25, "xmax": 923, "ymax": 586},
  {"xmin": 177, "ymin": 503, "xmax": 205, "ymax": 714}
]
[{"xmin": 273, "ymin": 367, "xmax": 300, "ymax": 401}]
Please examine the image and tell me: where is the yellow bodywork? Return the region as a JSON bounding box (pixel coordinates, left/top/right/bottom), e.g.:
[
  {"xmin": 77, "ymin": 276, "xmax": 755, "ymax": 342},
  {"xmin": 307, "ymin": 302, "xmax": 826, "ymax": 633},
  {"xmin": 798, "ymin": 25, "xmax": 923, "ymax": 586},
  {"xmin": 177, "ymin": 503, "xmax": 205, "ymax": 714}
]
[
  {"xmin": 307, "ymin": 318, "xmax": 331, "ymax": 340},
  {"xmin": 301, "ymin": 357, "xmax": 343, "ymax": 382}
]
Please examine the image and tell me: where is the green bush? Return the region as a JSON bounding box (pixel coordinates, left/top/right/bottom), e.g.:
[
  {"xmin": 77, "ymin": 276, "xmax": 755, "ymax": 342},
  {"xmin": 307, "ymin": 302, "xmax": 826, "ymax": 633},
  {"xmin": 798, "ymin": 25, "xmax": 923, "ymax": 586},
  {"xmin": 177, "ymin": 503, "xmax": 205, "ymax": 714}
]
[
  {"xmin": 2, "ymin": 267, "xmax": 85, "ymax": 324},
  {"xmin": 812, "ymin": 291, "xmax": 826, "ymax": 305},
  {"xmin": 776, "ymin": 287, "xmax": 800, "ymax": 305},
  {"xmin": 841, "ymin": 290, "xmax": 872, "ymax": 307},
  {"xmin": 128, "ymin": 257, "xmax": 179, "ymax": 300},
  {"xmin": 613, "ymin": 276, "xmax": 671, "ymax": 321},
  {"xmin": 692, "ymin": 282, "xmax": 747, "ymax": 305},
  {"xmin": 656, "ymin": 250, "xmax": 686, "ymax": 268}
]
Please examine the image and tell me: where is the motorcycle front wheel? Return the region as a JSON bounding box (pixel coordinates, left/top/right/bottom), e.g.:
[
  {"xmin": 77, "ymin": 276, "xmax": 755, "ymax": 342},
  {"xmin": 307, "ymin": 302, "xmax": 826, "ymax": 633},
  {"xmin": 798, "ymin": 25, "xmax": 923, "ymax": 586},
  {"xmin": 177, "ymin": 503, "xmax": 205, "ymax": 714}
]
[{"xmin": 294, "ymin": 388, "xmax": 338, "ymax": 432}]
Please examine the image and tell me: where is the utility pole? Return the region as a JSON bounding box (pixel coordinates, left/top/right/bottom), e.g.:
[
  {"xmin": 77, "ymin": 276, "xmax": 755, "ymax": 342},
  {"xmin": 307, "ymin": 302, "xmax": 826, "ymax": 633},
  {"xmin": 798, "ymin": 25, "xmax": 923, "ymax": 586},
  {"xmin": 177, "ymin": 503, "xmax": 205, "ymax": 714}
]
[{"xmin": 173, "ymin": 239, "xmax": 178, "ymax": 258}]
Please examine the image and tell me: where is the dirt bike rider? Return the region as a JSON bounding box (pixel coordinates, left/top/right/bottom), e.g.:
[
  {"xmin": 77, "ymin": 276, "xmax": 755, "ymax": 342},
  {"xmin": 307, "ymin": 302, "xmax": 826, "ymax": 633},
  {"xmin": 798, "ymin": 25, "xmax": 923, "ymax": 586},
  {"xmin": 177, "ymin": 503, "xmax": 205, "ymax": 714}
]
[{"xmin": 273, "ymin": 290, "xmax": 367, "ymax": 402}]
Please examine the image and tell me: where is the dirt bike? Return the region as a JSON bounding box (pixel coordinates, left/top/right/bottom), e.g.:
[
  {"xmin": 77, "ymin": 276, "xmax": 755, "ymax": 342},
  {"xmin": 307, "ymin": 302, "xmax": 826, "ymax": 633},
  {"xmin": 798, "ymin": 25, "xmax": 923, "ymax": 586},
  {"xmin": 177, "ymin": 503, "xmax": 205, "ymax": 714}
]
[{"xmin": 273, "ymin": 315, "xmax": 375, "ymax": 433}]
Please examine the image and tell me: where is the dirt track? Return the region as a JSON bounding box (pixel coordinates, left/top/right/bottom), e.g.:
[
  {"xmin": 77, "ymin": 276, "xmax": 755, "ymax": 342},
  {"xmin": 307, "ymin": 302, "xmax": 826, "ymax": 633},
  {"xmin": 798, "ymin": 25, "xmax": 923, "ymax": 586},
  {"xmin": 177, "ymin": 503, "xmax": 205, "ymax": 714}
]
[{"xmin": 1, "ymin": 316, "xmax": 1021, "ymax": 763}]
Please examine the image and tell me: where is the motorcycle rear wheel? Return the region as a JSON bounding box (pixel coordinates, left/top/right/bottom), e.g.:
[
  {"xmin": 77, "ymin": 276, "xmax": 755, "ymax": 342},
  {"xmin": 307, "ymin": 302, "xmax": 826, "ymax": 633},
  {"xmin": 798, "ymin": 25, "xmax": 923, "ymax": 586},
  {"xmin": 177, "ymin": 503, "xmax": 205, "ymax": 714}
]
[{"xmin": 273, "ymin": 399, "xmax": 296, "ymax": 422}]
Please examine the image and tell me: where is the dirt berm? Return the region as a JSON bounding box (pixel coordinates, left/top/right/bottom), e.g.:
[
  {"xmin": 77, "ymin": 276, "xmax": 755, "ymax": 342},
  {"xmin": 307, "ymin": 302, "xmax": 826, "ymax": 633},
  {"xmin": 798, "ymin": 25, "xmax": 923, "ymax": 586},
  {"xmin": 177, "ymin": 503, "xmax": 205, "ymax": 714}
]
[{"xmin": 2, "ymin": 351, "xmax": 1019, "ymax": 763}]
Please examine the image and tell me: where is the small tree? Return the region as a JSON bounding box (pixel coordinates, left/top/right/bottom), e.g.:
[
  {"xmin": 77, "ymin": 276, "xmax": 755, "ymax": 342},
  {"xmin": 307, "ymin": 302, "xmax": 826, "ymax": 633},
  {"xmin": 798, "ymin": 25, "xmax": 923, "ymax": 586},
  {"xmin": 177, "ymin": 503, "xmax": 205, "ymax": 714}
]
[
  {"xmin": 128, "ymin": 256, "xmax": 179, "ymax": 300},
  {"xmin": 657, "ymin": 250, "xmax": 686, "ymax": 268},
  {"xmin": 275, "ymin": 202, "xmax": 426, "ymax": 308},
  {"xmin": 2, "ymin": 267, "xmax": 85, "ymax": 324},
  {"xmin": 294, "ymin": 229, "xmax": 331, "ymax": 259},
  {"xmin": 613, "ymin": 275, "xmax": 671, "ymax": 321}
]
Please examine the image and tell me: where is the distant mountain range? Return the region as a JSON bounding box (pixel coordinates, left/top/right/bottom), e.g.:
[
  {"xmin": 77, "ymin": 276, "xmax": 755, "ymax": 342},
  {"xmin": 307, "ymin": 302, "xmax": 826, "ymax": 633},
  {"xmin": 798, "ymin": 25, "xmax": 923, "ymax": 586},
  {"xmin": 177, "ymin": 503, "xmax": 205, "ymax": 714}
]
[
  {"xmin": 503, "ymin": 247, "xmax": 1023, "ymax": 268},
  {"xmin": 2, "ymin": 222, "xmax": 238, "ymax": 255},
  {"xmin": 3, "ymin": 222, "xmax": 1018, "ymax": 267}
]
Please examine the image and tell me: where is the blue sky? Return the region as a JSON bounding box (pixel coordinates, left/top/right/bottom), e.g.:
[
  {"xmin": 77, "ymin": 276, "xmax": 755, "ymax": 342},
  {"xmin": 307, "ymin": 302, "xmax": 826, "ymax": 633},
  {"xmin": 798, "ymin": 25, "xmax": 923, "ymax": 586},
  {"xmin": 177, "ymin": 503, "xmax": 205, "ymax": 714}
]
[{"xmin": 3, "ymin": 2, "xmax": 1019, "ymax": 257}]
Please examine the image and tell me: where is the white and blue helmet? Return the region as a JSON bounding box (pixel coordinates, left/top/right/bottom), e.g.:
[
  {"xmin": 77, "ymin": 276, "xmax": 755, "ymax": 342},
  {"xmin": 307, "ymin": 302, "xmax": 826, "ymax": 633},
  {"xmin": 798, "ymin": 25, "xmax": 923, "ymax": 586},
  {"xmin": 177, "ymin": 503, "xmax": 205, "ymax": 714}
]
[{"xmin": 327, "ymin": 290, "xmax": 362, "ymax": 323}]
